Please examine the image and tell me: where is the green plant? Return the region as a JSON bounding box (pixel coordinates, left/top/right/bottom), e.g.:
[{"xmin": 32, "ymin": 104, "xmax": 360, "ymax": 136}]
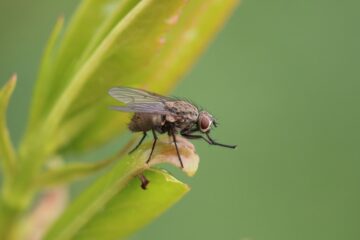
[{"xmin": 0, "ymin": 0, "xmax": 238, "ymax": 239}]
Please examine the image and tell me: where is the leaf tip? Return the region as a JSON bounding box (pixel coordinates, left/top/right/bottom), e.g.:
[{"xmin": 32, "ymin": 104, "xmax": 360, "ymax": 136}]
[
  {"xmin": 57, "ymin": 15, "xmax": 65, "ymax": 25},
  {"xmin": 10, "ymin": 73, "xmax": 17, "ymax": 81},
  {"xmin": 1, "ymin": 73, "xmax": 17, "ymax": 96},
  {"xmin": 9, "ymin": 73, "xmax": 17, "ymax": 87}
]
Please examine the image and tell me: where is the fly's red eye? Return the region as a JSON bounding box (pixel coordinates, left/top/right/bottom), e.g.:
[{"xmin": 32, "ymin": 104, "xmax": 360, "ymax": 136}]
[{"xmin": 200, "ymin": 116, "xmax": 211, "ymax": 132}]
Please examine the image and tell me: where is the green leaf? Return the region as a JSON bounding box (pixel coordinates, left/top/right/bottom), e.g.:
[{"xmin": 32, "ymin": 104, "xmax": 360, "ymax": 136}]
[
  {"xmin": 0, "ymin": 75, "xmax": 18, "ymax": 240},
  {"xmin": 44, "ymin": 140, "xmax": 192, "ymax": 240},
  {"xmin": 28, "ymin": 17, "xmax": 64, "ymax": 129},
  {"xmin": 47, "ymin": 169, "xmax": 188, "ymax": 240},
  {"xmin": 0, "ymin": 74, "xmax": 17, "ymax": 176}
]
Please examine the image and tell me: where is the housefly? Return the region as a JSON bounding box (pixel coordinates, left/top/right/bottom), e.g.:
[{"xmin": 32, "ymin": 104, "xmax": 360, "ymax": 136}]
[{"xmin": 109, "ymin": 87, "xmax": 236, "ymax": 188}]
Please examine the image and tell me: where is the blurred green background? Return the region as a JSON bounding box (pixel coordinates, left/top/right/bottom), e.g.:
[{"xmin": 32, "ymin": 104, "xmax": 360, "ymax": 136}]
[{"xmin": 1, "ymin": 0, "xmax": 360, "ymax": 239}]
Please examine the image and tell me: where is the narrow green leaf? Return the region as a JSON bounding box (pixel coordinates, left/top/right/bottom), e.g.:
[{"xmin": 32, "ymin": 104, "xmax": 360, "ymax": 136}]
[
  {"xmin": 44, "ymin": 138, "xmax": 195, "ymax": 240},
  {"xmin": 0, "ymin": 75, "xmax": 17, "ymax": 175},
  {"xmin": 28, "ymin": 17, "xmax": 64, "ymax": 128},
  {"xmin": 35, "ymin": 161, "xmax": 112, "ymax": 188},
  {"xmin": 0, "ymin": 76, "xmax": 19, "ymax": 240},
  {"xmin": 34, "ymin": 140, "xmax": 135, "ymax": 188}
]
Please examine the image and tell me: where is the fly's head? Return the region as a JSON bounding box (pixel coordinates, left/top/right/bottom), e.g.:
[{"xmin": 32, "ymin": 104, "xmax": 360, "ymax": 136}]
[{"xmin": 198, "ymin": 111, "xmax": 216, "ymax": 133}]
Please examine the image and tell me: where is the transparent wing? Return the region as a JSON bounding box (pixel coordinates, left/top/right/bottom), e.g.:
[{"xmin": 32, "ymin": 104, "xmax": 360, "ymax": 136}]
[
  {"xmin": 109, "ymin": 87, "xmax": 173, "ymax": 104},
  {"xmin": 108, "ymin": 87, "xmax": 174, "ymax": 114}
]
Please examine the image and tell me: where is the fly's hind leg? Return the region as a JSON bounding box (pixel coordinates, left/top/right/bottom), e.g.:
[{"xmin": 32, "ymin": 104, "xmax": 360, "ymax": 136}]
[
  {"xmin": 146, "ymin": 129, "xmax": 158, "ymax": 164},
  {"xmin": 129, "ymin": 131, "xmax": 147, "ymax": 154}
]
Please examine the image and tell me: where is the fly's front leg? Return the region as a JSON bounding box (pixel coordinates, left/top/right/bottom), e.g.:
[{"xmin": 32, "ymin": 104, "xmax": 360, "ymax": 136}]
[
  {"xmin": 181, "ymin": 132, "xmax": 236, "ymax": 149},
  {"xmin": 181, "ymin": 133, "xmax": 211, "ymax": 143},
  {"xmin": 206, "ymin": 133, "xmax": 237, "ymax": 149}
]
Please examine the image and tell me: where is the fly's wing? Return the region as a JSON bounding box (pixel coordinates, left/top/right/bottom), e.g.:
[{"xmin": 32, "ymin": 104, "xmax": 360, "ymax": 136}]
[
  {"xmin": 109, "ymin": 87, "xmax": 173, "ymax": 104},
  {"xmin": 108, "ymin": 87, "xmax": 174, "ymax": 114}
]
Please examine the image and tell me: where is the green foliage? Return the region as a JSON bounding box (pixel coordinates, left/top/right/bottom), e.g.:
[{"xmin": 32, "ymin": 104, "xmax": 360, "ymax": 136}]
[{"xmin": 0, "ymin": 0, "xmax": 238, "ymax": 239}]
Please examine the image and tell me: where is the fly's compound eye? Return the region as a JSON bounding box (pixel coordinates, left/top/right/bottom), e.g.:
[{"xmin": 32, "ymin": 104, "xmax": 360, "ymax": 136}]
[{"xmin": 199, "ymin": 115, "xmax": 212, "ymax": 132}]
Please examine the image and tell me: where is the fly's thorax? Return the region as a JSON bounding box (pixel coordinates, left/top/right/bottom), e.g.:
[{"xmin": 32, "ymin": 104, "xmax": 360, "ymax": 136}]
[
  {"xmin": 163, "ymin": 101, "xmax": 199, "ymax": 132},
  {"xmin": 164, "ymin": 101, "xmax": 199, "ymax": 122},
  {"xmin": 128, "ymin": 112, "xmax": 164, "ymax": 132}
]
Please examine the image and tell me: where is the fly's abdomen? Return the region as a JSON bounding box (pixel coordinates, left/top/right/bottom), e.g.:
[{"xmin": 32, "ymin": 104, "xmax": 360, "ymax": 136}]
[{"xmin": 128, "ymin": 113, "xmax": 163, "ymax": 132}]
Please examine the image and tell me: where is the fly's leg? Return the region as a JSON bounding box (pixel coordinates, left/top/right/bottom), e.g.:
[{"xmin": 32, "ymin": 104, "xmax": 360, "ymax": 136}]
[
  {"xmin": 171, "ymin": 129, "xmax": 184, "ymax": 168},
  {"xmin": 146, "ymin": 129, "xmax": 158, "ymax": 164},
  {"xmin": 182, "ymin": 132, "xmax": 237, "ymax": 149},
  {"xmin": 206, "ymin": 133, "xmax": 237, "ymax": 148},
  {"xmin": 181, "ymin": 133, "xmax": 211, "ymax": 143},
  {"xmin": 138, "ymin": 174, "xmax": 150, "ymax": 190},
  {"xmin": 129, "ymin": 132, "xmax": 147, "ymax": 154}
]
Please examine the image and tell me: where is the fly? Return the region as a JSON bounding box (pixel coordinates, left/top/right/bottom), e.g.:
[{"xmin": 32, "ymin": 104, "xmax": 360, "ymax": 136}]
[{"xmin": 108, "ymin": 87, "xmax": 236, "ymax": 188}]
